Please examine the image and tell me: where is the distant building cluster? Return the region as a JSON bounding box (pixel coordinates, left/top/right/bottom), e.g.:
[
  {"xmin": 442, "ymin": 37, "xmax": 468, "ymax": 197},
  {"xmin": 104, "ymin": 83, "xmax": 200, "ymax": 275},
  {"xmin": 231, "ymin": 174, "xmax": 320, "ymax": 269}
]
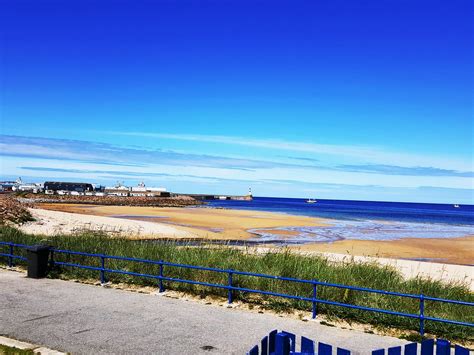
[
  {"xmin": 0, "ymin": 178, "xmax": 169, "ymax": 197},
  {"xmin": 0, "ymin": 178, "xmax": 44, "ymax": 194},
  {"xmin": 104, "ymin": 181, "xmax": 169, "ymax": 197}
]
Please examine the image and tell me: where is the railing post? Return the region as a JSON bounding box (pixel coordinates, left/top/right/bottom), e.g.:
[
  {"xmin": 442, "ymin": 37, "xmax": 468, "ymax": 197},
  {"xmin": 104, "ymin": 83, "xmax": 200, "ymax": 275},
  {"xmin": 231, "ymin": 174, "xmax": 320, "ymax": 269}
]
[
  {"xmin": 419, "ymin": 294, "xmax": 425, "ymax": 336},
  {"xmin": 228, "ymin": 270, "xmax": 233, "ymax": 304},
  {"xmin": 312, "ymin": 280, "xmax": 318, "ymax": 319},
  {"xmin": 49, "ymin": 249, "xmax": 55, "ymax": 269},
  {"xmin": 8, "ymin": 243, "xmax": 13, "ymax": 268},
  {"xmin": 100, "ymin": 255, "xmax": 106, "ymax": 284},
  {"xmin": 159, "ymin": 260, "xmax": 165, "ymax": 293}
]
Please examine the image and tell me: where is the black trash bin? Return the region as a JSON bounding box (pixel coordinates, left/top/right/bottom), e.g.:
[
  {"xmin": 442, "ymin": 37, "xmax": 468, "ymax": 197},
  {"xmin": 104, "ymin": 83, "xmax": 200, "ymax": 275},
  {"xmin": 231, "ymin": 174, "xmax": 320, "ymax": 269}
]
[{"xmin": 27, "ymin": 245, "xmax": 51, "ymax": 278}]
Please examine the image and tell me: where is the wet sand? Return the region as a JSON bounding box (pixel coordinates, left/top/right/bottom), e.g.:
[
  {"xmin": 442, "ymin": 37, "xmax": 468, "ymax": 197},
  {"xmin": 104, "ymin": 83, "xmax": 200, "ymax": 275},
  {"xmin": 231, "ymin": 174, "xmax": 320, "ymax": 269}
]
[
  {"xmin": 38, "ymin": 203, "xmax": 328, "ymax": 239},
  {"xmin": 290, "ymin": 236, "xmax": 474, "ymax": 266},
  {"xmin": 38, "ymin": 203, "xmax": 473, "ymax": 265}
]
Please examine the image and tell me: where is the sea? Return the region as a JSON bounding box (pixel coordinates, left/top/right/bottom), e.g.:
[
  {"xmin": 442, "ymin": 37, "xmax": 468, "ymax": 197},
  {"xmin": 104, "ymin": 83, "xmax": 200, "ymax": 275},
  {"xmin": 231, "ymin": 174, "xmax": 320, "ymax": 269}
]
[{"xmin": 205, "ymin": 197, "xmax": 474, "ymax": 242}]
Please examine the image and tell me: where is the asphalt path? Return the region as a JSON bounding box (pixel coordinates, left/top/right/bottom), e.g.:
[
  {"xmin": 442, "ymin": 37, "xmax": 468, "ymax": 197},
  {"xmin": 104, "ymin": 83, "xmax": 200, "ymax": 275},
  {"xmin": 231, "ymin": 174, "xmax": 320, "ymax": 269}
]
[{"xmin": 0, "ymin": 269, "xmax": 408, "ymax": 354}]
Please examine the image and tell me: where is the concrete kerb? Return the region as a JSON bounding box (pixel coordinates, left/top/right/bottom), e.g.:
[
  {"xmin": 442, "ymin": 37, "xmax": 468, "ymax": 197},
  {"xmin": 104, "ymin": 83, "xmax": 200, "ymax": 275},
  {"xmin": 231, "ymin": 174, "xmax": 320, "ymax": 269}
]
[{"xmin": 0, "ymin": 335, "xmax": 67, "ymax": 355}]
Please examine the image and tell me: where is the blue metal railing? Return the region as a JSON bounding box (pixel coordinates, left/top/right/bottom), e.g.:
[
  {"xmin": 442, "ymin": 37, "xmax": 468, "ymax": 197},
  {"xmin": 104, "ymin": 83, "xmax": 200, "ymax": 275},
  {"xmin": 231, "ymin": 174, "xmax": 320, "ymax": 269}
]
[
  {"xmin": 1, "ymin": 241, "xmax": 473, "ymax": 336},
  {"xmin": 0, "ymin": 242, "xmax": 28, "ymax": 267}
]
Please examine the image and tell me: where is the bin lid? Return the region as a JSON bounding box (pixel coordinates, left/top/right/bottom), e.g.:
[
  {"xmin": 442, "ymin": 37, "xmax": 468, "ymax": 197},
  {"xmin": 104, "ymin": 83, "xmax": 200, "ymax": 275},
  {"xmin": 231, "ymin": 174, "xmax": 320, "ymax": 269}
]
[{"xmin": 27, "ymin": 245, "xmax": 51, "ymax": 252}]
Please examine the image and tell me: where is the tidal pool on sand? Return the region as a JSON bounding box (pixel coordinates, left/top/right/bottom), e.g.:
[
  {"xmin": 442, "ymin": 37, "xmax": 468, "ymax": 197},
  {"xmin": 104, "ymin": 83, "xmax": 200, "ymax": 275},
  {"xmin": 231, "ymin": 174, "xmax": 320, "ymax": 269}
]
[{"xmin": 248, "ymin": 220, "xmax": 474, "ymax": 243}]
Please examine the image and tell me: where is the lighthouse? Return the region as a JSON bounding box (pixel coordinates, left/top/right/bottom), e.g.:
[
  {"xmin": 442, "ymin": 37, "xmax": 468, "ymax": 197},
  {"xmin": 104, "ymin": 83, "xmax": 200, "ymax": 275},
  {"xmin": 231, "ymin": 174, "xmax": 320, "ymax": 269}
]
[{"xmin": 246, "ymin": 187, "xmax": 253, "ymax": 200}]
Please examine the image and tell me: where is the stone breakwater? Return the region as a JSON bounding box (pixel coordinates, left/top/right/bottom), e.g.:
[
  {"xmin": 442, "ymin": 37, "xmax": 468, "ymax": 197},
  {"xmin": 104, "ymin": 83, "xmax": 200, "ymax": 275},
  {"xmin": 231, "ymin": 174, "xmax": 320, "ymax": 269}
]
[
  {"xmin": 0, "ymin": 195, "xmax": 34, "ymax": 225},
  {"xmin": 20, "ymin": 193, "xmax": 203, "ymax": 207}
]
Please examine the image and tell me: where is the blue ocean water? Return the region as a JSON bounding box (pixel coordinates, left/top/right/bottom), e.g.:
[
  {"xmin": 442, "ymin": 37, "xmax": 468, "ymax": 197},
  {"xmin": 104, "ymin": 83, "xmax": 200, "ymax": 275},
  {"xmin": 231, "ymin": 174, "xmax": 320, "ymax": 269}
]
[
  {"xmin": 205, "ymin": 197, "xmax": 474, "ymax": 242},
  {"xmin": 206, "ymin": 197, "xmax": 474, "ymax": 225}
]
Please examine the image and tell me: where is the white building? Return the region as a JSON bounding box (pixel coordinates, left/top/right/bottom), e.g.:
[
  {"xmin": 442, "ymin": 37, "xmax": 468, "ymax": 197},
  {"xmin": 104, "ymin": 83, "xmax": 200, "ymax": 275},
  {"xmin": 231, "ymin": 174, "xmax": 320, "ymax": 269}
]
[
  {"xmin": 103, "ymin": 182, "xmax": 168, "ymax": 197},
  {"xmin": 105, "ymin": 182, "xmax": 130, "ymax": 197},
  {"xmin": 12, "ymin": 181, "xmax": 44, "ymax": 193},
  {"xmin": 130, "ymin": 182, "xmax": 167, "ymax": 197}
]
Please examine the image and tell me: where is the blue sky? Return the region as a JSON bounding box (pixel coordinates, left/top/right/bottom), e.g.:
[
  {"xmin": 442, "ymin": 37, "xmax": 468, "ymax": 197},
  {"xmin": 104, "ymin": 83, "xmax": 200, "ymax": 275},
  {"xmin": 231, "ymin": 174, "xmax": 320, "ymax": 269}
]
[{"xmin": 0, "ymin": 0, "xmax": 473, "ymax": 203}]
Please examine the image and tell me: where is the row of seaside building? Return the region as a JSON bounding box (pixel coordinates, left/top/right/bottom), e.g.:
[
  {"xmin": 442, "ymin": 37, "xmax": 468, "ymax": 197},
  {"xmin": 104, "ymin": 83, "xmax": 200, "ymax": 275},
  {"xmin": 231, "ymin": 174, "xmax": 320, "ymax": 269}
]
[{"xmin": 0, "ymin": 178, "xmax": 170, "ymax": 197}]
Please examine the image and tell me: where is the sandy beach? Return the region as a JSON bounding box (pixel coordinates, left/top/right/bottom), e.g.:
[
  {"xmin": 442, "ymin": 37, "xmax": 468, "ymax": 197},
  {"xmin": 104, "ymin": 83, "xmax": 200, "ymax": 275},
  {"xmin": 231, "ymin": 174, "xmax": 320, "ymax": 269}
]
[
  {"xmin": 20, "ymin": 208, "xmax": 195, "ymax": 239},
  {"xmin": 35, "ymin": 203, "xmax": 473, "ymax": 266},
  {"xmin": 15, "ymin": 203, "xmax": 472, "ymax": 289},
  {"xmin": 37, "ymin": 203, "xmax": 328, "ymax": 239},
  {"xmin": 291, "ymin": 236, "xmax": 474, "ymax": 265}
]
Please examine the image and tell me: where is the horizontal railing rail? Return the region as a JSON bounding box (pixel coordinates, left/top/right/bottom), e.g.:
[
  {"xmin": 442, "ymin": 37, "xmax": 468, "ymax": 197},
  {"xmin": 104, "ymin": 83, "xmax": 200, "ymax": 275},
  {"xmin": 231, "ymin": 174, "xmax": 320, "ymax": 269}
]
[
  {"xmin": 1, "ymin": 241, "xmax": 473, "ymax": 336},
  {"xmin": 0, "ymin": 241, "xmax": 29, "ymax": 266}
]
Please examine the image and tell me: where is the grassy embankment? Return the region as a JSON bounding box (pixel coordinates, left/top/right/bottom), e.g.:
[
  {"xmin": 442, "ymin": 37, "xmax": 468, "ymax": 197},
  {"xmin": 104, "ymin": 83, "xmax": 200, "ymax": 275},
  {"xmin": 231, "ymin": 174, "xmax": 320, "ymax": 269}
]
[{"xmin": 0, "ymin": 226, "xmax": 472, "ymax": 342}]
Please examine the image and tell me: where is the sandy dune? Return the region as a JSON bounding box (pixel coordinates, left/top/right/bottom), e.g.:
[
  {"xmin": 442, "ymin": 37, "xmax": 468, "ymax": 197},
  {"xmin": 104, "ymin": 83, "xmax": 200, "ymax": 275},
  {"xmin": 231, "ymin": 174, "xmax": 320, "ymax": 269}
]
[
  {"xmin": 20, "ymin": 208, "xmax": 196, "ymax": 239},
  {"xmin": 289, "ymin": 249, "xmax": 474, "ymax": 290}
]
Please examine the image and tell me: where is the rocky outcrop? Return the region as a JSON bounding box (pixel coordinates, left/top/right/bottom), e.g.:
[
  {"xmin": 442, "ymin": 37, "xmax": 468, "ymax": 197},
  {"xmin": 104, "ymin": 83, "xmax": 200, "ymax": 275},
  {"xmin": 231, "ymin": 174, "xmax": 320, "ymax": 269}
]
[{"xmin": 0, "ymin": 195, "xmax": 34, "ymax": 225}]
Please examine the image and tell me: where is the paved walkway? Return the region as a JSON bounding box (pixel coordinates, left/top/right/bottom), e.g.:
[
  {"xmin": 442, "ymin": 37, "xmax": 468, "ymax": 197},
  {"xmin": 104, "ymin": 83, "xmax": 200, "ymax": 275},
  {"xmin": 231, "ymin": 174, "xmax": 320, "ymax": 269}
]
[{"xmin": 0, "ymin": 269, "xmax": 408, "ymax": 354}]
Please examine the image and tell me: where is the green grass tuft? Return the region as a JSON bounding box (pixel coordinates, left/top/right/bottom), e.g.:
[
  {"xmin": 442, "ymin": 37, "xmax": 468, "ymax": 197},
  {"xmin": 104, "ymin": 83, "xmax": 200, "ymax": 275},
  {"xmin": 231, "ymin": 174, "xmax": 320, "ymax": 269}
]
[{"xmin": 0, "ymin": 344, "xmax": 36, "ymax": 355}]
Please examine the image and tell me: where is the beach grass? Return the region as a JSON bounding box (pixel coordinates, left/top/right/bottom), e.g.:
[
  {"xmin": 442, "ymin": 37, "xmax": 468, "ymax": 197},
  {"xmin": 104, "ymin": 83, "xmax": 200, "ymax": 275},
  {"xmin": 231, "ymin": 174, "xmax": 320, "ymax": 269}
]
[{"xmin": 0, "ymin": 225, "xmax": 472, "ymax": 342}]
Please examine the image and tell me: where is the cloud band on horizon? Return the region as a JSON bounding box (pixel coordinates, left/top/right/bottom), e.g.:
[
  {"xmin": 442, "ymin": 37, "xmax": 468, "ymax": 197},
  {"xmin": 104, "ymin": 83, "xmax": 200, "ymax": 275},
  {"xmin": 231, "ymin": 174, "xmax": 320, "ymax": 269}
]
[{"xmin": 1, "ymin": 134, "xmax": 472, "ymax": 203}]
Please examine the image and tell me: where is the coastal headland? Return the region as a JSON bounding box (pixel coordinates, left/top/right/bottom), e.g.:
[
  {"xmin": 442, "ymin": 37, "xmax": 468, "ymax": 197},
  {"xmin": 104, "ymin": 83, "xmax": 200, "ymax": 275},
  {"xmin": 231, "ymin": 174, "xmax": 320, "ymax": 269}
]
[{"xmin": 34, "ymin": 203, "xmax": 473, "ymax": 266}]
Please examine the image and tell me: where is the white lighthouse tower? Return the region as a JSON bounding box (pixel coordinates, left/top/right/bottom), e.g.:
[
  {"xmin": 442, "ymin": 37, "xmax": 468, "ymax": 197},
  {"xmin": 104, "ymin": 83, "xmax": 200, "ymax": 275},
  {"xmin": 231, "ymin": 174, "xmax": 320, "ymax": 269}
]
[{"xmin": 246, "ymin": 187, "xmax": 253, "ymax": 200}]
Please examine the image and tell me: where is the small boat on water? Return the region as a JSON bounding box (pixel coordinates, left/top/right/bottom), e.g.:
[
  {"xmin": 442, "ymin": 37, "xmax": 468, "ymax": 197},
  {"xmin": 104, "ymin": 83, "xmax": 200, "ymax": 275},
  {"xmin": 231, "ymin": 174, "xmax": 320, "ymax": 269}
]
[
  {"xmin": 306, "ymin": 199, "xmax": 317, "ymax": 204},
  {"xmin": 453, "ymin": 204, "xmax": 460, "ymax": 208}
]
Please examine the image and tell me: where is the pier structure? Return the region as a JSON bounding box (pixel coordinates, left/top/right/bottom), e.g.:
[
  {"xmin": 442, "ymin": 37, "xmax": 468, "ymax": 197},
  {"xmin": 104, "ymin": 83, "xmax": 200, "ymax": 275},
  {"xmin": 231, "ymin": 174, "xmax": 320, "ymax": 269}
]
[{"xmin": 175, "ymin": 191, "xmax": 253, "ymax": 201}]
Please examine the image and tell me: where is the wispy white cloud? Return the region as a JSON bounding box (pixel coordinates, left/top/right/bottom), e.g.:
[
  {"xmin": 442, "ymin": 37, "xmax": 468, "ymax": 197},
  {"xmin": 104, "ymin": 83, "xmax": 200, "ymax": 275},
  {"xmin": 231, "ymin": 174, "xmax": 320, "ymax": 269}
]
[
  {"xmin": 106, "ymin": 131, "xmax": 472, "ymax": 171},
  {"xmin": 336, "ymin": 164, "xmax": 474, "ymax": 177},
  {"xmin": 108, "ymin": 131, "xmax": 377, "ymax": 158},
  {"xmin": 3, "ymin": 135, "xmax": 473, "ymax": 178},
  {"xmin": 1, "ymin": 134, "xmax": 473, "ymax": 203},
  {"xmin": 18, "ymin": 166, "xmax": 254, "ymax": 185}
]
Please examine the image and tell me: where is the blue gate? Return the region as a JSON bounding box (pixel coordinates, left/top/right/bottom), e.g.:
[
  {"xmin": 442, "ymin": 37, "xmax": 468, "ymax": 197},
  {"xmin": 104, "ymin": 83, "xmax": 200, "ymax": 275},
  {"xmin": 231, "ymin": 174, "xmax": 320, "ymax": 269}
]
[{"xmin": 246, "ymin": 330, "xmax": 471, "ymax": 355}]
